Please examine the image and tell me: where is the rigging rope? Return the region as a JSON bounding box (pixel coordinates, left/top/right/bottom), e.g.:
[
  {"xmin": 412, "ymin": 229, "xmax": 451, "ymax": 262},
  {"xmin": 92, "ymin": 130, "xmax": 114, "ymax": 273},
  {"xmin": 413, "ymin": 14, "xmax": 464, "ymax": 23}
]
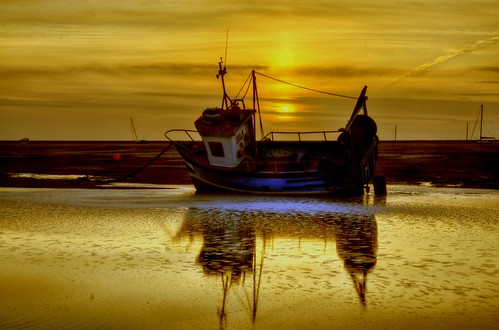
[
  {"xmin": 254, "ymin": 71, "xmax": 358, "ymax": 100},
  {"xmin": 235, "ymin": 71, "xmax": 253, "ymax": 100}
]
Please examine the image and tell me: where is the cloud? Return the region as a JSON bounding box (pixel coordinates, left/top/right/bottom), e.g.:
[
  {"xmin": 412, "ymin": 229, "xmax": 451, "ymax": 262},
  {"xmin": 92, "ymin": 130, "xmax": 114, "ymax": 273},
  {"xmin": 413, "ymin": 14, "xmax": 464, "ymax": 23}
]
[
  {"xmin": 473, "ymin": 66, "xmax": 499, "ymax": 73},
  {"xmin": 456, "ymin": 92, "xmax": 499, "ymax": 97},
  {"xmin": 387, "ymin": 36, "xmax": 499, "ymax": 86},
  {"xmin": 292, "ymin": 66, "xmax": 400, "ymax": 78},
  {"xmin": 0, "ymin": 62, "xmax": 268, "ymax": 78}
]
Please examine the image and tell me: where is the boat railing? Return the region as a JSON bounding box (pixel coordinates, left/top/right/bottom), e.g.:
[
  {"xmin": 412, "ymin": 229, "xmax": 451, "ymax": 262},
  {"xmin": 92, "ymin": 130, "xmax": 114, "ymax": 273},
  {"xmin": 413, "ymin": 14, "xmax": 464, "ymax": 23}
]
[
  {"xmin": 262, "ymin": 130, "xmax": 342, "ymax": 142},
  {"xmin": 165, "ymin": 129, "xmax": 201, "ymax": 142},
  {"xmin": 164, "ymin": 129, "xmax": 204, "ymax": 163},
  {"xmin": 260, "ymin": 136, "xmax": 378, "ymax": 174}
]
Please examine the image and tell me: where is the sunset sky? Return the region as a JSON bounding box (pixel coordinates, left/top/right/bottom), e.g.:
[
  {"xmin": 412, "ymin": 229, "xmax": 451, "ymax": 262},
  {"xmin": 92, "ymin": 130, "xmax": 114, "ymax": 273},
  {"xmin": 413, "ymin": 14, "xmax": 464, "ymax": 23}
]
[{"xmin": 1, "ymin": 0, "xmax": 498, "ymax": 140}]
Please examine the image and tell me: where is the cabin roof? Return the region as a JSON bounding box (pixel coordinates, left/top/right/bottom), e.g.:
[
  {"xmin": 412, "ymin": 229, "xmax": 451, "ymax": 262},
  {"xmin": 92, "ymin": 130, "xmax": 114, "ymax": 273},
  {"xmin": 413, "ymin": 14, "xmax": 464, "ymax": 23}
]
[{"xmin": 195, "ymin": 109, "xmax": 255, "ymax": 138}]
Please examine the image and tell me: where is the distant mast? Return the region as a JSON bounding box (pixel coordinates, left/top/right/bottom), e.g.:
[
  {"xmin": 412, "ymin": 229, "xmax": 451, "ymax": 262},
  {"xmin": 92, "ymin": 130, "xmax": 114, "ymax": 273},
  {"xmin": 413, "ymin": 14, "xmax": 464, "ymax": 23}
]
[
  {"xmin": 131, "ymin": 118, "xmax": 139, "ymax": 142},
  {"xmin": 130, "ymin": 118, "xmax": 146, "ymax": 143},
  {"xmin": 472, "ymin": 104, "xmax": 496, "ymax": 142},
  {"xmin": 480, "ymin": 105, "xmax": 483, "ymax": 140}
]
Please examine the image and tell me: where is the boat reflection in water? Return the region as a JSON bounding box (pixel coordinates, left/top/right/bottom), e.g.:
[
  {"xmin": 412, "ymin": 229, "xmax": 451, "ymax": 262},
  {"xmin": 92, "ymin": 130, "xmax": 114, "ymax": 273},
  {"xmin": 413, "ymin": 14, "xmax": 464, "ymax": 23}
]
[
  {"xmin": 195, "ymin": 214, "xmax": 257, "ymax": 328},
  {"xmin": 174, "ymin": 196, "xmax": 379, "ymax": 327}
]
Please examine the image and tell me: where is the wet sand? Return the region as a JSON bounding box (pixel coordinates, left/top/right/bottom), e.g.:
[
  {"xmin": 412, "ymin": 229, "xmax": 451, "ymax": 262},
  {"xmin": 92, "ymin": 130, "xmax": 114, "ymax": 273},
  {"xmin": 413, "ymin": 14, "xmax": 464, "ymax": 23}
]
[
  {"xmin": 376, "ymin": 141, "xmax": 499, "ymax": 189},
  {"xmin": 0, "ymin": 140, "xmax": 498, "ymax": 189},
  {"xmin": 1, "ymin": 186, "xmax": 498, "ymax": 329},
  {"xmin": 0, "ymin": 141, "xmax": 189, "ymax": 188}
]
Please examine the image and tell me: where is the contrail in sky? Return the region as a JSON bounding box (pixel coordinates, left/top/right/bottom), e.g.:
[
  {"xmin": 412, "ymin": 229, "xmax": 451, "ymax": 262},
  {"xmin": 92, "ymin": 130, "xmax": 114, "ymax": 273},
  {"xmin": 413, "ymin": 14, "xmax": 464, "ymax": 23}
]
[{"xmin": 386, "ymin": 36, "xmax": 499, "ymax": 86}]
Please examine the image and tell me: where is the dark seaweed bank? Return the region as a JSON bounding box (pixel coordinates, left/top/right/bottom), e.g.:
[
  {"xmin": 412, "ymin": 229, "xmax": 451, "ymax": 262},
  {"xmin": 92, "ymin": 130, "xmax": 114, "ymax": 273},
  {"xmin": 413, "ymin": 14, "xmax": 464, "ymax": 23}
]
[{"xmin": 0, "ymin": 140, "xmax": 498, "ymax": 189}]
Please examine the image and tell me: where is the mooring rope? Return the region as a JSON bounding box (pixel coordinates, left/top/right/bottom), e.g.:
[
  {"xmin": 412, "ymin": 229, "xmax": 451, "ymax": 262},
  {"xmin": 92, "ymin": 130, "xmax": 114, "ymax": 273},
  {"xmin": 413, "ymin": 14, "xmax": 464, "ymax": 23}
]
[{"xmin": 112, "ymin": 142, "xmax": 173, "ymax": 182}]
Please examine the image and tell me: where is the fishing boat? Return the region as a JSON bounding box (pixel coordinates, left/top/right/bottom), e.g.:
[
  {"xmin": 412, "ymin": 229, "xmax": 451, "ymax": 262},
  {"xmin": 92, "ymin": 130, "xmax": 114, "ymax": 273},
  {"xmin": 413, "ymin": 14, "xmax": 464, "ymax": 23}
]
[{"xmin": 165, "ymin": 60, "xmax": 384, "ymax": 195}]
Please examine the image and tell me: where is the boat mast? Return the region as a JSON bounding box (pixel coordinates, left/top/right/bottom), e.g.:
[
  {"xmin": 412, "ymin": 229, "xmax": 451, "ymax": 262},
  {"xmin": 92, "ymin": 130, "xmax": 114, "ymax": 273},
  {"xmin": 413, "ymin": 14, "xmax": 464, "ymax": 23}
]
[
  {"xmin": 252, "ymin": 70, "xmax": 263, "ymax": 140},
  {"xmin": 217, "ymin": 58, "xmax": 231, "ymax": 110}
]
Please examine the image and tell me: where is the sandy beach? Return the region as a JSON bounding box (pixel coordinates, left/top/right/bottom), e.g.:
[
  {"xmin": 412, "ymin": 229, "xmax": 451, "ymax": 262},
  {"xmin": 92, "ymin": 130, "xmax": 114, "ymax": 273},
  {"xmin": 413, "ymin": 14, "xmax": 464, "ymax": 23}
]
[{"xmin": 1, "ymin": 140, "xmax": 498, "ymax": 189}]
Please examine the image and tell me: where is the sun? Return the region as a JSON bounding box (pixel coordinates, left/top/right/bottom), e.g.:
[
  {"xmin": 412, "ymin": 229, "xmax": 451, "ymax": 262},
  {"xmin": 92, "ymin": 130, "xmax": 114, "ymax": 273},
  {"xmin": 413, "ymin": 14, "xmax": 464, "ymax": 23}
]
[
  {"xmin": 278, "ymin": 104, "xmax": 295, "ymax": 114},
  {"xmin": 268, "ymin": 104, "xmax": 297, "ymax": 122}
]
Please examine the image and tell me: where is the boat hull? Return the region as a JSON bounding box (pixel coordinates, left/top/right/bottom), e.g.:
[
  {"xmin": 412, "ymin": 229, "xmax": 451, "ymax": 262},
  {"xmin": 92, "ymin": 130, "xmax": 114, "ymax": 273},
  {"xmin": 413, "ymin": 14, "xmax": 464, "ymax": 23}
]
[
  {"xmin": 175, "ymin": 140, "xmax": 378, "ymax": 195},
  {"xmin": 188, "ymin": 167, "xmax": 363, "ymax": 195}
]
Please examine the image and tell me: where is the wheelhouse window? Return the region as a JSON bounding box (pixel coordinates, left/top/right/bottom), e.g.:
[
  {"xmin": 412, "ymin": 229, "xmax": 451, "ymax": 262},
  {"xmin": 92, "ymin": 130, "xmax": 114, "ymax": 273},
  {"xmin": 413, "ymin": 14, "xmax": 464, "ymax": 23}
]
[{"xmin": 208, "ymin": 142, "xmax": 225, "ymax": 157}]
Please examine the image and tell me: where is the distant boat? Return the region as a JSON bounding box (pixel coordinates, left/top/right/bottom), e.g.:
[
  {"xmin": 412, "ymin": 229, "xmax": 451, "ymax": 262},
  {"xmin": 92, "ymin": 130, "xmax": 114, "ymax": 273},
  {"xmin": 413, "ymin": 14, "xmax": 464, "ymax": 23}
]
[
  {"xmin": 165, "ymin": 60, "xmax": 384, "ymax": 195},
  {"xmin": 130, "ymin": 118, "xmax": 146, "ymax": 143},
  {"xmin": 19, "ymin": 137, "xmax": 30, "ymax": 143},
  {"xmin": 472, "ymin": 105, "xmax": 496, "ymax": 142}
]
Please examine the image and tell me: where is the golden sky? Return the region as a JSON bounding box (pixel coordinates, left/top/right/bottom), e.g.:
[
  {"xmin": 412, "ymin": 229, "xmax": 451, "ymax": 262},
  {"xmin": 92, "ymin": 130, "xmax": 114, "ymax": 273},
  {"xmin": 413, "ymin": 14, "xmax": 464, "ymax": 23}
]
[{"xmin": 1, "ymin": 0, "xmax": 498, "ymax": 140}]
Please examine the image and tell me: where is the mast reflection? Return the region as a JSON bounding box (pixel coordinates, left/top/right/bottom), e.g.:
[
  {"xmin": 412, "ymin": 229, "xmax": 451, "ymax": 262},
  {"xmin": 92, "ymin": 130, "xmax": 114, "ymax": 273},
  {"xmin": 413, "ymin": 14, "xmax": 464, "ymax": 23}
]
[
  {"xmin": 195, "ymin": 216, "xmax": 256, "ymax": 329},
  {"xmin": 334, "ymin": 213, "xmax": 377, "ymax": 306},
  {"xmin": 175, "ymin": 200, "xmax": 378, "ymax": 326}
]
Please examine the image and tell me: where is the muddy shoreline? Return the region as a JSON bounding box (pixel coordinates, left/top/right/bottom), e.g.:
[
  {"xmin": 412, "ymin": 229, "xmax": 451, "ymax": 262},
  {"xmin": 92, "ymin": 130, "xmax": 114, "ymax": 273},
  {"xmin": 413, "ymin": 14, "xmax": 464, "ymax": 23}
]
[{"xmin": 1, "ymin": 140, "xmax": 498, "ymax": 189}]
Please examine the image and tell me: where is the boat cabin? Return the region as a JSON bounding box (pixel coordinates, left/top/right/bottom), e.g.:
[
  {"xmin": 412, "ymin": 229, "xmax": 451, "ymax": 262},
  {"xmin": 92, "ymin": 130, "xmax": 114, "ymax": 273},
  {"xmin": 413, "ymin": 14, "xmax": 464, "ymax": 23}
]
[{"xmin": 194, "ymin": 103, "xmax": 255, "ymax": 168}]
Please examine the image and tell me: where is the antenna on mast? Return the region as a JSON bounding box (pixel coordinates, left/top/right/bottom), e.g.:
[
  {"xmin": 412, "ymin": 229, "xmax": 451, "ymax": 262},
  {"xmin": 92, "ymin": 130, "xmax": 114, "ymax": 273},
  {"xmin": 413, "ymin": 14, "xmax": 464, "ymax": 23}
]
[
  {"xmin": 217, "ymin": 29, "xmax": 231, "ymax": 109},
  {"xmin": 224, "ymin": 29, "xmax": 229, "ymax": 68}
]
